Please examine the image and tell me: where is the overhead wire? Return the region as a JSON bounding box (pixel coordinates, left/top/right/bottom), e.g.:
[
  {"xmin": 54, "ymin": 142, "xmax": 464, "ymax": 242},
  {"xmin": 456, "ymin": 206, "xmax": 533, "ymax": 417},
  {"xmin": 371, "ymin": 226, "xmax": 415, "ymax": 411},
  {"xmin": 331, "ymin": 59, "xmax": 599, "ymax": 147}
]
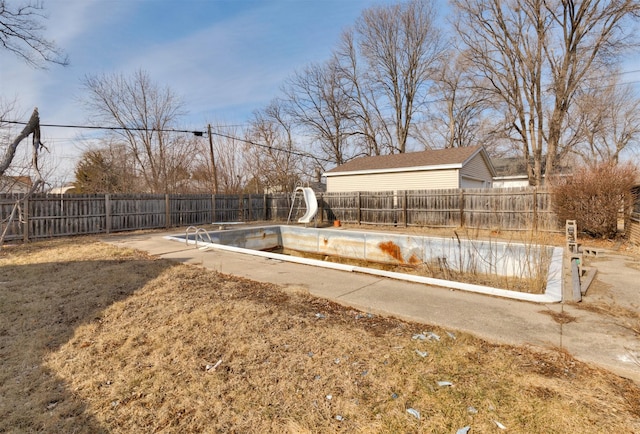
[{"xmin": 0, "ymin": 119, "xmax": 333, "ymax": 164}]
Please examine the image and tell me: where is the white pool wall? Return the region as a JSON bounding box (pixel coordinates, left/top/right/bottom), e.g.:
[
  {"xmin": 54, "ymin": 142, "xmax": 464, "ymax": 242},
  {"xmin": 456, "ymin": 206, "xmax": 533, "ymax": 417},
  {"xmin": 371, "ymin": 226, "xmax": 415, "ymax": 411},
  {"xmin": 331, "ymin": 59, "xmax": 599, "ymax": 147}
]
[{"xmin": 167, "ymin": 225, "xmax": 563, "ymax": 303}]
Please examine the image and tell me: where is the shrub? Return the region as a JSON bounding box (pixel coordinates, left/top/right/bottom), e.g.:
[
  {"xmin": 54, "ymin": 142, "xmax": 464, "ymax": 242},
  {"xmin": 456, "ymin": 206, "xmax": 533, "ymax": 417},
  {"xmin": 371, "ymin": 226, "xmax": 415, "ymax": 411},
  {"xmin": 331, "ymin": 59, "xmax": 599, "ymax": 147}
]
[{"xmin": 549, "ymin": 162, "xmax": 638, "ymax": 238}]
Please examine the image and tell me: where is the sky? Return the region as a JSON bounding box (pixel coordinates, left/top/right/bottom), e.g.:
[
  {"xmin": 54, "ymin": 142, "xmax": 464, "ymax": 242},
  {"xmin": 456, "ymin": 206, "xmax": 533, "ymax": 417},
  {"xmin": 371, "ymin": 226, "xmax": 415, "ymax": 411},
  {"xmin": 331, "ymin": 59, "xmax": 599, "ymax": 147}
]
[
  {"xmin": 2, "ymin": 0, "xmax": 640, "ymax": 186},
  {"xmin": 0, "ymin": 0, "xmax": 395, "ymax": 185}
]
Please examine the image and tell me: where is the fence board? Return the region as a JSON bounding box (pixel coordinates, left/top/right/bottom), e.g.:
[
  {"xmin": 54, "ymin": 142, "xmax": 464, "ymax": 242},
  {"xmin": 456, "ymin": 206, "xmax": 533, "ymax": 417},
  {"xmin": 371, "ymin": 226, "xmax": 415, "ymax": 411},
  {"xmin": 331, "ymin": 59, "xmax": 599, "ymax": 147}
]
[
  {"xmin": 170, "ymin": 195, "xmax": 212, "ymax": 227},
  {"xmin": 407, "ymin": 189, "xmax": 461, "ymax": 227},
  {"xmin": 322, "ymin": 192, "xmax": 359, "ymax": 223},
  {"xmin": 109, "ymin": 194, "xmax": 165, "ymax": 231}
]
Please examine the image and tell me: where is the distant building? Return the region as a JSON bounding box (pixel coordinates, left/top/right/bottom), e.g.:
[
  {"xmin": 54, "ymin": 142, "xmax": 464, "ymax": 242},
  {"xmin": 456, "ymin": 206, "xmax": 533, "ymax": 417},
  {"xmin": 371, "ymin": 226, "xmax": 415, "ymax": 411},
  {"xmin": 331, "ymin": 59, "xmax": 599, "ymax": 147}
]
[
  {"xmin": 492, "ymin": 157, "xmax": 572, "ymax": 188},
  {"xmin": 48, "ymin": 184, "xmax": 77, "ymax": 194},
  {"xmin": 0, "ymin": 176, "xmax": 33, "ymax": 194},
  {"xmin": 323, "ymin": 146, "xmax": 495, "ymax": 193}
]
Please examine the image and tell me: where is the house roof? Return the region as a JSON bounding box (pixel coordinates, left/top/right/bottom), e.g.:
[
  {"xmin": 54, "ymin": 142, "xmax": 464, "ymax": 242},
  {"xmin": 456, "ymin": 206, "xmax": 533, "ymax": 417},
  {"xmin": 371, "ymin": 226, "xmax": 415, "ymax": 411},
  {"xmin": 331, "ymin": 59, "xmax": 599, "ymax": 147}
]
[
  {"xmin": 0, "ymin": 175, "xmax": 33, "ymax": 186},
  {"xmin": 491, "ymin": 157, "xmax": 530, "ymax": 177},
  {"xmin": 492, "ymin": 156, "xmax": 573, "ymax": 178},
  {"xmin": 324, "ymin": 146, "xmax": 495, "ymax": 177}
]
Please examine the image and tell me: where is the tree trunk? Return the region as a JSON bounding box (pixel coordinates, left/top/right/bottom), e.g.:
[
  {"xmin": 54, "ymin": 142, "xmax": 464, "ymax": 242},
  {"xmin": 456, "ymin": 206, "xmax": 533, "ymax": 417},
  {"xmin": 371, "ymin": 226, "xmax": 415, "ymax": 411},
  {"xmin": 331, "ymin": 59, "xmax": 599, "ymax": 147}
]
[{"xmin": 0, "ymin": 108, "xmax": 40, "ymax": 177}]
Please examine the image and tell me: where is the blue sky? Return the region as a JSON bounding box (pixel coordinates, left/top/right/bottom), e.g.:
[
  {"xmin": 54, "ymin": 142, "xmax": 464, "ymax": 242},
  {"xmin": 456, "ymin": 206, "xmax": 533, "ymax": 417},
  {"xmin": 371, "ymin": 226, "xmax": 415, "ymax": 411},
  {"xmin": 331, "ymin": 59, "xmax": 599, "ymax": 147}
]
[
  {"xmin": 0, "ymin": 0, "xmax": 394, "ymax": 184},
  {"xmin": 2, "ymin": 0, "xmax": 639, "ymax": 184}
]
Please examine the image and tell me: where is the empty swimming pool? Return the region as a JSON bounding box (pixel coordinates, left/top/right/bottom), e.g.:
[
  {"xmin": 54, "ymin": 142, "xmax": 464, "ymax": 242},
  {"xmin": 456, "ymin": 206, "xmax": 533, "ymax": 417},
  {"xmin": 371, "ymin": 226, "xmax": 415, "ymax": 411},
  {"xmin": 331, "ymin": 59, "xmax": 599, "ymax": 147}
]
[{"xmin": 166, "ymin": 225, "xmax": 563, "ymax": 303}]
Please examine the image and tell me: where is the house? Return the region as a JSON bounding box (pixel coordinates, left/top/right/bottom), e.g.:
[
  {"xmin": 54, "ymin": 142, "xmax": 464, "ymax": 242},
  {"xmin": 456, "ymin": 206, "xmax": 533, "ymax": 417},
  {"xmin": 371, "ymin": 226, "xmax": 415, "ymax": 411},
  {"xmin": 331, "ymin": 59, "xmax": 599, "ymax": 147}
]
[
  {"xmin": 492, "ymin": 156, "xmax": 572, "ymax": 188},
  {"xmin": 0, "ymin": 176, "xmax": 33, "ymax": 194},
  {"xmin": 323, "ymin": 146, "xmax": 495, "ymax": 193},
  {"xmin": 491, "ymin": 157, "xmax": 537, "ymax": 188}
]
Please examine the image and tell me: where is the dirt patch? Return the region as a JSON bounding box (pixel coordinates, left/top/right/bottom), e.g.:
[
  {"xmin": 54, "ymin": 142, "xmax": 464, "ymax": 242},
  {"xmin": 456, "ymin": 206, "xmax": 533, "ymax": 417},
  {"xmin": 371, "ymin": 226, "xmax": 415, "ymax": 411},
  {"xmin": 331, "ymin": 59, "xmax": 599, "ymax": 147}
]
[
  {"xmin": 538, "ymin": 309, "xmax": 577, "ymax": 324},
  {"xmin": 576, "ymin": 300, "xmax": 640, "ymax": 337},
  {"xmin": 1, "ymin": 238, "xmax": 639, "ymax": 432}
]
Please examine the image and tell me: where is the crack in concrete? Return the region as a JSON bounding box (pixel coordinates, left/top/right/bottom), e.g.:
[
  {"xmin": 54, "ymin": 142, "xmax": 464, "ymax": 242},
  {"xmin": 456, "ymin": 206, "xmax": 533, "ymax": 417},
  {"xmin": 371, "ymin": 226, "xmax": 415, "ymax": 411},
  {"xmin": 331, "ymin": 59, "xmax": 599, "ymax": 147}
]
[
  {"xmin": 157, "ymin": 248, "xmax": 202, "ymax": 256},
  {"xmin": 337, "ymin": 278, "xmax": 385, "ymax": 298}
]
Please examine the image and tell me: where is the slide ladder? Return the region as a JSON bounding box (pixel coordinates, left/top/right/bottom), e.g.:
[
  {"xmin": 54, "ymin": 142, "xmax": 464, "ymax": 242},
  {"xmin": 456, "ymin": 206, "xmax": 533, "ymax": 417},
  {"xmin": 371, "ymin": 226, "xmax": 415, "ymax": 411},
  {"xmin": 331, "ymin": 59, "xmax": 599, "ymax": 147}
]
[{"xmin": 287, "ymin": 187, "xmax": 318, "ymax": 226}]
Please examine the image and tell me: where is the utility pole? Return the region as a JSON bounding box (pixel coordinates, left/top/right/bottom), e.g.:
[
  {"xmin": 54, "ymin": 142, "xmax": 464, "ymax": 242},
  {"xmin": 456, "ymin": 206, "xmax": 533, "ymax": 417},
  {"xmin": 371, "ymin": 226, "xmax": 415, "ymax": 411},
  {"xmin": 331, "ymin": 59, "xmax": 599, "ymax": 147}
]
[{"xmin": 207, "ymin": 124, "xmax": 218, "ymax": 194}]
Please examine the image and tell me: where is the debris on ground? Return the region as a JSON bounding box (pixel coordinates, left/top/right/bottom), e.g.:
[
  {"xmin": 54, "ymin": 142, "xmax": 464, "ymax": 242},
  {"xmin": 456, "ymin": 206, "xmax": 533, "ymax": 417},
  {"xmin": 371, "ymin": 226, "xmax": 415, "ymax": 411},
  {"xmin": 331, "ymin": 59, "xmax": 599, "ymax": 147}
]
[
  {"xmin": 205, "ymin": 359, "xmax": 222, "ymax": 372},
  {"xmin": 424, "ymin": 331, "xmax": 441, "ymax": 341},
  {"xmin": 494, "ymin": 420, "xmax": 506, "ymax": 430},
  {"xmin": 406, "ymin": 408, "xmax": 420, "ymax": 420}
]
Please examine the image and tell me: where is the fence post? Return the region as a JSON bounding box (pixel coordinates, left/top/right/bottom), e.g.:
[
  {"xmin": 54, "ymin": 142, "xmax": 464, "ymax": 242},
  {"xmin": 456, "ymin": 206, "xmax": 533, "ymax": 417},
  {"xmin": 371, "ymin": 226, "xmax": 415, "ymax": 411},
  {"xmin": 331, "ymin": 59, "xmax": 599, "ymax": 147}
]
[
  {"xmin": 23, "ymin": 197, "xmax": 29, "ymax": 243},
  {"xmin": 403, "ymin": 190, "xmax": 408, "ymax": 227},
  {"xmin": 211, "ymin": 195, "xmax": 216, "ymax": 223},
  {"xmin": 533, "ymin": 187, "xmax": 538, "ymax": 232},
  {"xmin": 105, "ymin": 194, "xmax": 111, "ymax": 234},
  {"xmin": 318, "ymin": 193, "xmax": 324, "ymax": 224},
  {"xmin": 263, "ymin": 194, "xmax": 268, "ymax": 221},
  {"xmin": 459, "ymin": 189, "xmax": 465, "ymax": 228},
  {"xmin": 248, "ymin": 194, "xmax": 253, "ymax": 221},
  {"xmin": 357, "ymin": 192, "xmax": 361, "ymax": 225},
  {"xmin": 165, "ymin": 194, "xmax": 170, "ymax": 228}
]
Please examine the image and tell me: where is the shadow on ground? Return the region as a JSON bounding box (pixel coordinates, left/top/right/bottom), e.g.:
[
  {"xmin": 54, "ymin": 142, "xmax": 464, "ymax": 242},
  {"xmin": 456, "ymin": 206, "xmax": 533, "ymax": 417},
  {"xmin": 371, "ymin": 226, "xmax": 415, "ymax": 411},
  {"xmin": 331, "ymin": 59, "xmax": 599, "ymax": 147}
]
[{"xmin": 0, "ymin": 251, "xmax": 174, "ymax": 433}]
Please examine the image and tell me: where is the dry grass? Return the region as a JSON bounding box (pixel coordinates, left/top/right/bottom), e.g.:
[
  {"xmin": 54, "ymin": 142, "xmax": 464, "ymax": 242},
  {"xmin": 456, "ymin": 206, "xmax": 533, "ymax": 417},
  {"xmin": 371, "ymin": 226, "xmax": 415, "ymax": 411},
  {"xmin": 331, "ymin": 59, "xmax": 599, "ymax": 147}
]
[{"xmin": 1, "ymin": 238, "xmax": 639, "ymax": 433}]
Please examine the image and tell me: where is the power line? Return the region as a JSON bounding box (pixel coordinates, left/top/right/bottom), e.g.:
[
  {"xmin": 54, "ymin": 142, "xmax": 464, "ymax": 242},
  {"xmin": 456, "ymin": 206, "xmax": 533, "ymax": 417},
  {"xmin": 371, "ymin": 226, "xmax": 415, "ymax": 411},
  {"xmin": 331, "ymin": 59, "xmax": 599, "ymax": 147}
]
[
  {"xmin": 0, "ymin": 119, "xmax": 332, "ymax": 164},
  {"xmin": 0, "ymin": 119, "xmax": 203, "ymax": 135}
]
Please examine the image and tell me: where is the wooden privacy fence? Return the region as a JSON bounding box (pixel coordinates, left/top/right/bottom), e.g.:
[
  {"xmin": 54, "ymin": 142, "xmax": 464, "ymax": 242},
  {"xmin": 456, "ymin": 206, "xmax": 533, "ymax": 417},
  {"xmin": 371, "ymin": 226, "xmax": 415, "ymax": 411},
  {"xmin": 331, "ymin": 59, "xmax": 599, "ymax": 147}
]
[
  {"xmin": 0, "ymin": 193, "xmax": 276, "ymax": 242},
  {"xmin": 1, "ymin": 187, "xmax": 559, "ymax": 242},
  {"xmin": 320, "ymin": 187, "xmax": 558, "ymax": 232}
]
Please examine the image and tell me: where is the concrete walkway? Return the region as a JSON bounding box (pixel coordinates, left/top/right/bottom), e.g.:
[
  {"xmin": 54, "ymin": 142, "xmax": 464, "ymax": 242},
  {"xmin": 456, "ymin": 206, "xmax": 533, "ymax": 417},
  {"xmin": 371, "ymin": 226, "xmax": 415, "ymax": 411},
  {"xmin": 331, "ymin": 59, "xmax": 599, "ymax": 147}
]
[{"xmin": 103, "ymin": 229, "xmax": 640, "ymax": 384}]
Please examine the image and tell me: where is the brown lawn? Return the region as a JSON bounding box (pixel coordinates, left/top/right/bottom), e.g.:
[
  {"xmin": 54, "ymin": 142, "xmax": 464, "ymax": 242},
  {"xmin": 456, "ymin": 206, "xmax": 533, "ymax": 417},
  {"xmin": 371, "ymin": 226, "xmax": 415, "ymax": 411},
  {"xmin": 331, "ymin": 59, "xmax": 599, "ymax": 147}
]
[{"xmin": 0, "ymin": 237, "xmax": 638, "ymax": 433}]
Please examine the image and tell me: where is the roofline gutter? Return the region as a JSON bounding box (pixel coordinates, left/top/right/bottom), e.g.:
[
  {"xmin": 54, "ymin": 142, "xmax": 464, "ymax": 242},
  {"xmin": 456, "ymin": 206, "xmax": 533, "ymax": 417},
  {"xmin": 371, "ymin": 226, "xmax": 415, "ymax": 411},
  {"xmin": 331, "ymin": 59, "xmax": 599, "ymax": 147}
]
[{"xmin": 324, "ymin": 163, "xmax": 462, "ymax": 177}]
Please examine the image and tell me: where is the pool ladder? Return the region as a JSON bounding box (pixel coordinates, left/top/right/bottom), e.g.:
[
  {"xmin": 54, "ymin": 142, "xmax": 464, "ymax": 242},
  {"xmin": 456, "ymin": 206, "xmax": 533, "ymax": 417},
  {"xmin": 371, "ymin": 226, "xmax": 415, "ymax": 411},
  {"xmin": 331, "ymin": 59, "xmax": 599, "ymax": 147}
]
[{"xmin": 185, "ymin": 226, "xmax": 213, "ymax": 248}]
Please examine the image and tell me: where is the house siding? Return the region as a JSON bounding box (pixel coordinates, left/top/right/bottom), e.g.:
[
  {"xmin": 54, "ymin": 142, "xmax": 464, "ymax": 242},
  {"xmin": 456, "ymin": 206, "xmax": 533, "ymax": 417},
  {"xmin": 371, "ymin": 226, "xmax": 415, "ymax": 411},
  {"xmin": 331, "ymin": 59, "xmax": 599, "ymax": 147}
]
[
  {"xmin": 460, "ymin": 153, "xmax": 493, "ymax": 183},
  {"xmin": 460, "ymin": 177, "xmax": 487, "ymax": 188},
  {"xmin": 492, "ymin": 177, "xmax": 531, "ymax": 188},
  {"xmin": 326, "ymin": 169, "xmax": 460, "ymax": 193}
]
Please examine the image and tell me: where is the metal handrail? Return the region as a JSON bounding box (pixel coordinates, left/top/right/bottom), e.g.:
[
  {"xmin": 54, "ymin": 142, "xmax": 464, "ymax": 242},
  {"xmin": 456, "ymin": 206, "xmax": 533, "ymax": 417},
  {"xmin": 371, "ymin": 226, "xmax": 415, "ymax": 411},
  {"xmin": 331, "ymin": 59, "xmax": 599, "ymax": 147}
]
[
  {"xmin": 195, "ymin": 228, "xmax": 213, "ymax": 247},
  {"xmin": 185, "ymin": 226, "xmax": 213, "ymax": 248}
]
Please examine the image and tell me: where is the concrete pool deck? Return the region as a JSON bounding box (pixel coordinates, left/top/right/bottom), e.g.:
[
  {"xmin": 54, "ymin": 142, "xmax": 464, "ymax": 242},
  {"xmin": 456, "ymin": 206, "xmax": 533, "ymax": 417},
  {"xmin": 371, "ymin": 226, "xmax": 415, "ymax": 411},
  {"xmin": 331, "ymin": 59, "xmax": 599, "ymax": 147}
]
[{"xmin": 103, "ymin": 227, "xmax": 640, "ymax": 384}]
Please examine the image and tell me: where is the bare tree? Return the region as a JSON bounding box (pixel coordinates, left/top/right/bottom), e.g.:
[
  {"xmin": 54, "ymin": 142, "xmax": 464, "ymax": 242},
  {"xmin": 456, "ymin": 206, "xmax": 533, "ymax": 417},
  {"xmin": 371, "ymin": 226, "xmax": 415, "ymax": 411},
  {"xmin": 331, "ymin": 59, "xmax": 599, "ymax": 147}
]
[
  {"xmin": 284, "ymin": 60, "xmax": 357, "ymax": 166},
  {"xmin": 453, "ymin": 0, "xmax": 640, "ymax": 185},
  {"xmin": 334, "ymin": 30, "xmax": 391, "ymax": 156},
  {"xmin": 351, "ymin": 0, "xmax": 445, "ymax": 153},
  {"xmin": 0, "ymin": 107, "xmax": 48, "ymax": 245},
  {"xmin": 569, "ymin": 75, "xmax": 640, "ymax": 165},
  {"xmin": 0, "ymin": 0, "xmax": 68, "ymax": 67},
  {"xmin": 82, "ymin": 70, "xmax": 189, "ymax": 193},
  {"xmin": 419, "ymin": 49, "xmax": 490, "ymax": 149},
  {"xmin": 192, "ymin": 124, "xmax": 246, "ymax": 194},
  {"xmin": 245, "ymin": 101, "xmax": 306, "ymax": 194}
]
